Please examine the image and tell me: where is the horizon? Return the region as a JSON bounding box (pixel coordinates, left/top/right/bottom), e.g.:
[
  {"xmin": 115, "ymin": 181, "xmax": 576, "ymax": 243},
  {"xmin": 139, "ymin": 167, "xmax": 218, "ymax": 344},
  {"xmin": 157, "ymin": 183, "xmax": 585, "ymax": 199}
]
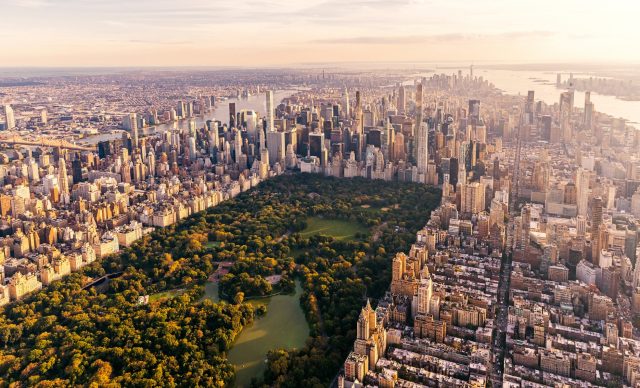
[{"xmin": 2, "ymin": 0, "xmax": 639, "ymax": 67}]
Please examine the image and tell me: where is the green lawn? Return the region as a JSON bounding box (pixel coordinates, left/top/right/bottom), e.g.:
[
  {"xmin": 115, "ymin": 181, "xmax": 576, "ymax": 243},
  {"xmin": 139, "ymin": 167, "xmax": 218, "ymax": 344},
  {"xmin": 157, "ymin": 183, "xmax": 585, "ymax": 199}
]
[
  {"xmin": 205, "ymin": 241, "xmax": 221, "ymax": 249},
  {"xmin": 149, "ymin": 289, "xmax": 183, "ymax": 302},
  {"xmin": 299, "ymin": 217, "xmax": 368, "ymax": 241}
]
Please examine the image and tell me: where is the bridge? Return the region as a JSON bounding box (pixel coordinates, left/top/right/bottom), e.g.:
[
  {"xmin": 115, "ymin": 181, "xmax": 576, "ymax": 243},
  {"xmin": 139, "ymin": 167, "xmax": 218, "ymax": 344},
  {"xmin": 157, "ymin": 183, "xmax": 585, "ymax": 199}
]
[
  {"xmin": 81, "ymin": 271, "xmax": 124, "ymax": 290},
  {"xmin": 0, "ymin": 134, "xmax": 97, "ymax": 152}
]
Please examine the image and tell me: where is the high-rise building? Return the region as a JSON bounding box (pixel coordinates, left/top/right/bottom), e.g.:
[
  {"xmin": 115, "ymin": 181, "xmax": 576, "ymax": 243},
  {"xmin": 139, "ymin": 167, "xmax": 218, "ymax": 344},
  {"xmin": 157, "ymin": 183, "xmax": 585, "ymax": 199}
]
[
  {"xmin": 397, "ymin": 85, "xmax": 406, "ymax": 114},
  {"xmin": 266, "ymin": 90, "xmax": 274, "ymax": 132},
  {"xmin": 468, "ymin": 100, "xmax": 480, "ymax": 124},
  {"xmin": 584, "ymin": 92, "xmax": 594, "ymax": 130},
  {"xmin": 266, "ymin": 130, "xmax": 285, "ymax": 166},
  {"xmin": 416, "ymin": 122, "xmax": 429, "ymax": 180},
  {"xmin": 4, "ymin": 105, "xmax": 15, "ymax": 129},
  {"xmin": 591, "ymin": 196, "xmax": 603, "ymax": 238},
  {"xmin": 309, "ymin": 131, "xmax": 325, "ymax": 159},
  {"xmin": 123, "ymin": 113, "xmax": 139, "ymax": 150},
  {"xmin": 460, "ymin": 182, "xmax": 485, "ymax": 216},
  {"xmin": 559, "ymin": 91, "xmax": 573, "ymax": 143},
  {"xmin": 229, "ymin": 102, "xmax": 236, "ymax": 127},
  {"xmin": 58, "ymin": 157, "xmax": 69, "ymax": 196},
  {"xmin": 576, "ymin": 168, "xmax": 590, "ymax": 216},
  {"xmin": 343, "ymin": 88, "xmax": 350, "ymax": 119}
]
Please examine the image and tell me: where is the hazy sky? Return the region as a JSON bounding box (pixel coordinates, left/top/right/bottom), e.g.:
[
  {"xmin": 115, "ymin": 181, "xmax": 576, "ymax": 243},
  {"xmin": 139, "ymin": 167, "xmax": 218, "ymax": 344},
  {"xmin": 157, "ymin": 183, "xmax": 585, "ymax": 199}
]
[{"xmin": 1, "ymin": 0, "xmax": 639, "ymax": 67}]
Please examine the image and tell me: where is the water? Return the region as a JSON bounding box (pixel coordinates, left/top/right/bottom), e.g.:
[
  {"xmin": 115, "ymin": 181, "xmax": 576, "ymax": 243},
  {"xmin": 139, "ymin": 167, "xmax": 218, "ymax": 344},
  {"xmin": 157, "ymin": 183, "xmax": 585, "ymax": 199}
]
[
  {"xmin": 440, "ymin": 67, "xmax": 640, "ymax": 124},
  {"xmin": 202, "ymin": 281, "xmax": 220, "ymax": 303},
  {"xmin": 227, "ymin": 281, "xmax": 309, "ymax": 387}
]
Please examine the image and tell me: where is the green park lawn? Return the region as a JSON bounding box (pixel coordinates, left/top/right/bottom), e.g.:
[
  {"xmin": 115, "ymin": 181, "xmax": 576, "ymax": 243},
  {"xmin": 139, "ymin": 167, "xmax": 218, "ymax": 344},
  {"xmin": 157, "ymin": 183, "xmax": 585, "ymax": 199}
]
[
  {"xmin": 299, "ymin": 216, "xmax": 368, "ymax": 241},
  {"xmin": 148, "ymin": 289, "xmax": 183, "ymax": 302}
]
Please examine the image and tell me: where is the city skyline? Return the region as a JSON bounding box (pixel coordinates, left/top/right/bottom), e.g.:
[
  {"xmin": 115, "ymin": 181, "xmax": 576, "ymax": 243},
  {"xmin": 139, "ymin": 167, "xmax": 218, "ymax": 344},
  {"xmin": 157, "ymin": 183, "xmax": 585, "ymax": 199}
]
[{"xmin": 2, "ymin": 0, "xmax": 640, "ymax": 67}]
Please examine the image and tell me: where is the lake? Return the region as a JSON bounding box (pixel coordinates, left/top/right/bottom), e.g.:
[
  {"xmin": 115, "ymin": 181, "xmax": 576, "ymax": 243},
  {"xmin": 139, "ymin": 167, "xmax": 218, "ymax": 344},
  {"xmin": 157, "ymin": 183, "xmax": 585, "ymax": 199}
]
[{"xmin": 227, "ymin": 280, "xmax": 309, "ymax": 387}]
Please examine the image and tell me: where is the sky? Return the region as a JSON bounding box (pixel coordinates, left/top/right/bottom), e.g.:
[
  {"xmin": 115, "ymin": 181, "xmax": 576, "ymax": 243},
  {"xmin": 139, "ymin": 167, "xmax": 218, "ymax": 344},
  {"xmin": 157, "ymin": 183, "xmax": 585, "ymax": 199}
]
[{"xmin": 1, "ymin": 0, "xmax": 639, "ymax": 67}]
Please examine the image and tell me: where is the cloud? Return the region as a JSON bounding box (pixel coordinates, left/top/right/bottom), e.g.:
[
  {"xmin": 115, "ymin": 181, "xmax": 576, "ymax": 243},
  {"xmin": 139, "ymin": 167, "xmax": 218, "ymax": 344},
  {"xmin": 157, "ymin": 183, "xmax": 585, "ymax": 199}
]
[
  {"xmin": 108, "ymin": 39, "xmax": 194, "ymax": 46},
  {"xmin": 309, "ymin": 31, "xmax": 556, "ymax": 45},
  {"xmin": 9, "ymin": 0, "xmax": 51, "ymax": 8}
]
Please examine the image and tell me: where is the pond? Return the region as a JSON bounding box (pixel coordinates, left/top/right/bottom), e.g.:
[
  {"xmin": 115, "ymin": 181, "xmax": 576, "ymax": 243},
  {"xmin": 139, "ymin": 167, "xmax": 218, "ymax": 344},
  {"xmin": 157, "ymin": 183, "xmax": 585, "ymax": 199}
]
[
  {"xmin": 227, "ymin": 280, "xmax": 309, "ymax": 387},
  {"xmin": 202, "ymin": 281, "xmax": 220, "ymax": 303}
]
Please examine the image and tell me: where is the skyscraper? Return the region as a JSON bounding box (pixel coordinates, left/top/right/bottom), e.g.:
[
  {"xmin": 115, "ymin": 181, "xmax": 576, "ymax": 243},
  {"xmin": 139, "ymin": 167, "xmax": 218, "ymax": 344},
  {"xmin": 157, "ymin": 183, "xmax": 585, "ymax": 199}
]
[
  {"xmin": 343, "ymin": 88, "xmax": 350, "ymax": 119},
  {"xmin": 229, "ymin": 102, "xmax": 236, "ymax": 127},
  {"xmin": 468, "ymin": 100, "xmax": 480, "ymax": 125},
  {"xmin": 4, "ymin": 105, "xmax": 15, "ymax": 129},
  {"xmin": 525, "ymin": 91, "xmax": 535, "ymax": 123},
  {"xmin": 559, "ymin": 91, "xmax": 573, "ymax": 143},
  {"xmin": 397, "ymin": 85, "xmax": 406, "ymax": 114},
  {"xmin": 591, "ymin": 196, "xmax": 603, "ymax": 238},
  {"xmin": 266, "ymin": 90, "xmax": 274, "ymax": 132},
  {"xmin": 266, "ymin": 130, "xmax": 285, "ymax": 166},
  {"xmin": 416, "ymin": 122, "xmax": 429, "ymax": 179},
  {"xmin": 58, "ymin": 156, "xmax": 69, "ymax": 196},
  {"xmin": 415, "ymin": 82, "xmax": 423, "ymax": 133},
  {"xmin": 576, "ymin": 168, "xmax": 590, "ymax": 216},
  {"xmin": 123, "ymin": 113, "xmax": 139, "ymax": 150},
  {"xmin": 584, "ymin": 91, "xmax": 594, "ymax": 130}
]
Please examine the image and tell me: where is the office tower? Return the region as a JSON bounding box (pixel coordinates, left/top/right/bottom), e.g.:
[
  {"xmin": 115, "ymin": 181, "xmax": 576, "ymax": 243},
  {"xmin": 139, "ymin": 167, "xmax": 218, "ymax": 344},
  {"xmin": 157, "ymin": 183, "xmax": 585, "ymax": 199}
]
[
  {"xmin": 266, "ymin": 90, "xmax": 274, "ymax": 132},
  {"xmin": 591, "ymin": 196, "xmax": 603, "ymax": 237},
  {"xmin": 584, "ymin": 92, "xmax": 594, "ymax": 130},
  {"xmin": 470, "ymin": 64, "xmax": 473, "ymax": 78},
  {"xmin": 468, "ymin": 100, "xmax": 480, "ymax": 125},
  {"xmin": 556, "ymin": 73, "xmax": 561, "ymax": 87},
  {"xmin": 525, "ymin": 91, "xmax": 535, "ymax": 123},
  {"xmin": 58, "ymin": 157, "xmax": 69, "ymax": 196},
  {"xmin": 355, "ymin": 91, "xmax": 362, "ymax": 131},
  {"xmin": 229, "ymin": 103, "xmax": 236, "ymax": 127},
  {"xmin": 4, "ymin": 105, "xmax": 15, "ymax": 129},
  {"xmin": 415, "ymin": 82, "xmax": 423, "ymax": 132},
  {"xmin": 416, "ymin": 122, "xmax": 429, "ymax": 179},
  {"xmin": 98, "ymin": 141, "xmax": 110, "ymax": 159},
  {"xmin": 40, "ymin": 109, "xmax": 48, "ymax": 125},
  {"xmin": 343, "ymin": 88, "xmax": 350, "ymax": 119},
  {"xmin": 123, "ymin": 113, "xmax": 139, "ymax": 150},
  {"xmin": 72, "ymin": 159, "xmax": 82, "ymax": 183},
  {"xmin": 177, "ymin": 100, "xmax": 186, "ymax": 118},
  {"xmin": 234, "ymin": 131, "xmax": 243, "ymax": 164},
  {"xmin": 559, "ymin": 91, "xmax": 574, "ymax": 143},
  {"xmin": 309, "ymin": 131, "xmax": 325, "ymax": 158},
  {"xmin": 576, "ymin": 168, "xmax": 590, "ymax": 216},
  {"xmin": 266, "ymin": 130, "xmax": 285, "ymax": 166},
  {"xmin": 147, "ymin": 149, "xmax": 155, "ymax": 177},
  {"xmin": 397, "ymin": 85, "xmax": 406, "ymax": 114}
]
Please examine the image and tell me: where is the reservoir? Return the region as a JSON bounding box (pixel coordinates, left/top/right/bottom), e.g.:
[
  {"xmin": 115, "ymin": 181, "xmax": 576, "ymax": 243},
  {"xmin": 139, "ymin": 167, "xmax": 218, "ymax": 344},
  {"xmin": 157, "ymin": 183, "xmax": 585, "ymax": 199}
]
[{"xmin": 227, "ymin": 281, "xmax": 308, "ymax": 387}]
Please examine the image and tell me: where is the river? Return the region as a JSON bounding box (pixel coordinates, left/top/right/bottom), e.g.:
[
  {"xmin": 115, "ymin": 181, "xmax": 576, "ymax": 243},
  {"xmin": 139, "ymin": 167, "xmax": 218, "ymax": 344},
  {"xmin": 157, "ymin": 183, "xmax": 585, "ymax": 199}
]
[{"xmin": 430, "ymin": 67, "xmax": 640, "ymax": 125}]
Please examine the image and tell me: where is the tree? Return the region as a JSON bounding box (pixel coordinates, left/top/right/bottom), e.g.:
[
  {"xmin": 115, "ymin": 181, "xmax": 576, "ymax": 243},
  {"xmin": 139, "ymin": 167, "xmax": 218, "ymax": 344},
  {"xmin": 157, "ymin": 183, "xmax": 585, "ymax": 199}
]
[{"xmin": 234, "ymin": 292, "xmax": 245, "ymax": 305}]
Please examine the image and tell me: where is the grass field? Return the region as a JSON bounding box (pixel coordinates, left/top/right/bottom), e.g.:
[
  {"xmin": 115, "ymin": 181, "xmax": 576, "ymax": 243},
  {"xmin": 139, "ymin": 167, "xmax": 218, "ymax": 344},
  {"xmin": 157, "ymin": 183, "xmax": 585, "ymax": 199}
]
[
  {"xmin": 299, "ymin": 217, "xmax": 368, "ymax": 241},
  {"xmin": 149, "ymin": 289, "xmax": 183, "ymax": 302}
]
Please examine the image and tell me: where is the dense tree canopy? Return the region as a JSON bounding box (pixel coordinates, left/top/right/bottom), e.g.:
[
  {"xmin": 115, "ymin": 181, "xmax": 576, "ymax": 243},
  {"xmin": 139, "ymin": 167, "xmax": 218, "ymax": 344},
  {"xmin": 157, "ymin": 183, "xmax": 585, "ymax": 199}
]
[{"xmin": 0, "ymin": 174, "xmax": 440, "ymax": 386}]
